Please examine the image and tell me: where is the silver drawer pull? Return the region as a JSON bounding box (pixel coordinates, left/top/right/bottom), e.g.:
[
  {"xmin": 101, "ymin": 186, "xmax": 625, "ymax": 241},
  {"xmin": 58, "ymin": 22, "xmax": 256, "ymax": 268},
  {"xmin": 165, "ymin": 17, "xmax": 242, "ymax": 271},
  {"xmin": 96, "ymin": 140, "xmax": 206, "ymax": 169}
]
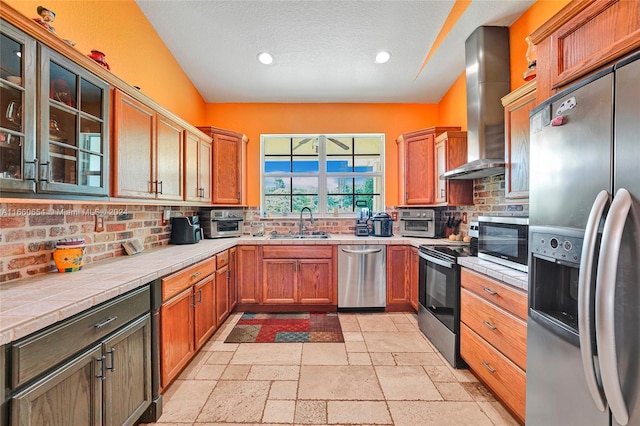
[
  {"xmin": 96, "ymin": 355, "xmax": 106, "ymax": 380},
  {"xmin": 483, "ymin": 287, "xmax": 498, "ymax": 296},
  {"xmin": 192, "ymin": 272, "xmax": 202, "ymax": 279},
  {"xmin": 94, "ymin": 316, "xmax": 118, "ymax": 329},
  {"xmin": 483, "ymin": 321, "xmax": 497, "ymax": 331},
  {"xmin": 482, "ymin": 361, "xmax": 496, "ymax": 374}
]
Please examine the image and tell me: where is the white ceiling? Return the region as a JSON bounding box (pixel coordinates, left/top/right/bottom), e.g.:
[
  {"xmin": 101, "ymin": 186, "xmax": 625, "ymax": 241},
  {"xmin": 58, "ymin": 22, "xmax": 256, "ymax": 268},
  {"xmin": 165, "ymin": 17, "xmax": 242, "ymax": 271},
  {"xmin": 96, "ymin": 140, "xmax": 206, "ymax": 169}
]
[{"xmin": 136, "ymin": 0, "xmax": 534, "ymax": 103}]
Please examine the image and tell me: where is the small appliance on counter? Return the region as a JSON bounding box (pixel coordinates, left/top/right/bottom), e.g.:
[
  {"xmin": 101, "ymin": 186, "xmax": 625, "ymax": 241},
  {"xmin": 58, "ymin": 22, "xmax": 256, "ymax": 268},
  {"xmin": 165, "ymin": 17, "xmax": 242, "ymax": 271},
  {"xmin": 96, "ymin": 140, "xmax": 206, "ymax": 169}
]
[
  {"xmin": 199, "ymin": 209, "xmax": 244, "ymax": 238},
  {"xmin": 371, "ymin": 212, "xmax": 393, "ymax": 237},
  {"xmin": 170, "ymin": 216, "xmax": 202, "ymax": 245},
  {"xmin": 354, "ymin": 200, "xmax": 371, "ymax": 236},
  {"xmin": 398, "ymin": 208, "xmax": 439, "ymax": 238}
]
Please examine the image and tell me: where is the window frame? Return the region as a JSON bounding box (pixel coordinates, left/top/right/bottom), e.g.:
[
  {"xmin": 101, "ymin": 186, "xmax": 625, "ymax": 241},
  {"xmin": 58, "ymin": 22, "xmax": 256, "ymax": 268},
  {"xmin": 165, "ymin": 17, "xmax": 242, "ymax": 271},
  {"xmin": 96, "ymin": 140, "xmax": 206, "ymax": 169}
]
[{"xmin": 260, "ymin": 133, "xmax": 385, "ymax": 218}]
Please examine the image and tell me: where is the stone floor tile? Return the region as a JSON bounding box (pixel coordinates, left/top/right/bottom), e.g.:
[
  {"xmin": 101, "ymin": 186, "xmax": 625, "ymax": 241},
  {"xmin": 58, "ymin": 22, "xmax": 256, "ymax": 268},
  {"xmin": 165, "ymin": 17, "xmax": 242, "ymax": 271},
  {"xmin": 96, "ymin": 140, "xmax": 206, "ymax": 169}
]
[
  {"xmin": 269, "ymin": 380, "xmax": 298, "ymax": 400},
  {"xmin": 298, "ymin": 365, "xmax": 383, "ymax": 400},
  {"xmin": 194, "ymin": 364, "xmax": 226, "ymax": 380},
  {"xmin": 363, "ymin": 332, "xmax": 433, "ymax": 352},
  {"xmin": 206, "ymin": 351, "xmax": 234, "ymax": 365},
  {"xmin": 461, "ymin": 382, "xmax": 497, "ymax": 401},
  {"xmin": 337, "ymin": 314, "xmax": 360, "ymax": 332},
  {"xmin": 327, "ymin": 400, "xmax": 392, "ymax": 424},
  {"xmin": 230, "ymin": 342, "xmax": 302, "ymax": 365},
  {"xmin": 357, "ymin": 314, "xmax": 398, "ymax": 331},
  {"xmin": 424, "ymin": 365, "xmax": 457, "ymax": 382},
  {"xmin": 176, "ymin": 351, "xmax": 209, "ymax": 380},
  {"xmin": 155, "ymin": 380, "xmax": 216, "ymax": 423},
  {"xmin": 396, "ymin": 322, "xmax": 419, "ymax": 332},
  {"xmin": 375, "ymin": 366, "xmax": 442, "ymax": 401},
  {"xmin": 201, "ymin": 340, "xmax": 238, "ymax": 352},
  {"xmin": 262, "ymin": 399, "xmax": 296, "ymax": 423},
  {"xmin": 387, "ymin": 401, "xmax": 493, "ymax": 425},
  {"xmin": 247, "ymin": 365, "xmax": 300, "ymax": 380},
  {"xmin": 435, "ymin": 382, "xmax": 474, "ymax": 401},
  {"xmin": 295, "ymin": 400, "xmax": 327, "ymax": 424},
  {"xmin": 388, "ymin": 313, "xmax": 412, "ymax": 324},
  {"xmin": 392, "ymin": 352, "xmax": 443, "ymax": 366},
  {"xmin": 196, "ymin": 380, "xmax": 270, "ymax": 423},
  {"xmin": 347, "ymin": 352, "xmax": 372, "ymax": 365},
  {"xmin": 342, "ymin": 331, "xmax": 364, "ymax": 341},
  {"xmin": 477, "ymin": 401, "xmax": 521, "ymax": 425},
  {"xmin": 301, "ymin": 343, "xmax": 348, "ymax": 365},
  {"xmin": 344, "ymin": 340, "xmax": 368, "ymax": 353},
  {"xmin": 220, "ymin": 364, "xmax": 251, "ymax": 380},
  {"xmin": 370, "ymin": 352, "xmax": 396, "ymax": 366}
]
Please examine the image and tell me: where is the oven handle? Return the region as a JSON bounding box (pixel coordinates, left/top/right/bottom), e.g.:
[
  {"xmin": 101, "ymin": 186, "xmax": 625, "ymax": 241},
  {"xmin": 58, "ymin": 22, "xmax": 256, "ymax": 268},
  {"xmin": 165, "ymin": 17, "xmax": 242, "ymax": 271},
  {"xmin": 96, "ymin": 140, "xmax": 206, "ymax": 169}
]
[
  {"xmin": 418, "ymin": 250, "xmax": 453, "ymax": 269},
  {"xmin": 210, "ymin": 218, "xmax": 243, "ymax": 222}
]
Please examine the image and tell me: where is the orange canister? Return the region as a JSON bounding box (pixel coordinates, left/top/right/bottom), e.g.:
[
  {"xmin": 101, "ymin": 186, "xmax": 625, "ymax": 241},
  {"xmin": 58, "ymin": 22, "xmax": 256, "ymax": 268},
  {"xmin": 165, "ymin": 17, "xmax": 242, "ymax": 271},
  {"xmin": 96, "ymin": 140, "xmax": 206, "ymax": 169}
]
[{"xmin": 53, "ymin": 238, "xmax": 86, "ymax": 272}]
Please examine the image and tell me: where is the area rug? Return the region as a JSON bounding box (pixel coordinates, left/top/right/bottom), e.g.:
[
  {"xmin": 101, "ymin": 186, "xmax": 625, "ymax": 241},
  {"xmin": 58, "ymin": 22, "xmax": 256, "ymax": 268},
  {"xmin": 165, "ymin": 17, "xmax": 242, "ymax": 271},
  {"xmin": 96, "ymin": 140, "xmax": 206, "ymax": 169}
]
[{"xmin": 224, "ymin": 312, "xmax": 344, "ymax": 343}]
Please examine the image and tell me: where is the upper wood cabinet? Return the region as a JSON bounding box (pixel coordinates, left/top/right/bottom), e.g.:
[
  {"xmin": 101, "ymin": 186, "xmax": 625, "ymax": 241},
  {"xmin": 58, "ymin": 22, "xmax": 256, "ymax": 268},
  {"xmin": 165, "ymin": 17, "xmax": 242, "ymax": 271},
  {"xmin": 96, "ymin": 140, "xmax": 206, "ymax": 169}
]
[
  {"xmin": 434, "ymin": 131, "xmax": 473, "ymax": 206},
  {"xmin": 397, "ymin": 126, "xmax": 461, "ymax": 206},
  {"xmin": 184, "ymin": 130, "xmax": 212, "ymax": 204},
  {"xmin": 112, "ymin": 90, "xmax": 184, "ymax": 201},
  {"xmin": 502, "ymin": 81, "xmax": 537, "ymax": 202},
  {"xmin": 531, "ymin": 0, "xmax": 640, "ymax": 102},
  {"xmin": 198, "ymin": 126, "xmax": 248, "ymax": 205}
]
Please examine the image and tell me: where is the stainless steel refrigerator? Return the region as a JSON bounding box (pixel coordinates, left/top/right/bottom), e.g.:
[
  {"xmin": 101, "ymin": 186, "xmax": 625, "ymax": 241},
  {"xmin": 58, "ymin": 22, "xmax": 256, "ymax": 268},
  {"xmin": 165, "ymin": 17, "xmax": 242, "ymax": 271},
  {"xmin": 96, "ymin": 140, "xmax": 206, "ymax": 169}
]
[{"xmin": 526, "ymin": 50, "xmax": 640, "ymax": 426}]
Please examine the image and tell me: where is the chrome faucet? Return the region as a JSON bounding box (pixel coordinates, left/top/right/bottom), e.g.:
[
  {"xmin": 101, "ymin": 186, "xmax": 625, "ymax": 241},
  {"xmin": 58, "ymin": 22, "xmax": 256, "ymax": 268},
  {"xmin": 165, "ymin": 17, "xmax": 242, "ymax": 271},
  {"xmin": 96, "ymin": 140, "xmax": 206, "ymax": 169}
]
[{"xmin": 299, "ymin": 207, "xmax": 314, "ymax": 235}]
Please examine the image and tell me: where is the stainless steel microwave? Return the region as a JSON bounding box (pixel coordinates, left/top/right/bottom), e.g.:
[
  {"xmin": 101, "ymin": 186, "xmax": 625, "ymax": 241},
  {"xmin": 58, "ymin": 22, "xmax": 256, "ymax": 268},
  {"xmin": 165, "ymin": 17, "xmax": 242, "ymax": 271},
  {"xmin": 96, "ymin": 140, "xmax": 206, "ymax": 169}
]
[{"xmin": 478, "ymin": 216, "xmax": 529, "ymax": 272}]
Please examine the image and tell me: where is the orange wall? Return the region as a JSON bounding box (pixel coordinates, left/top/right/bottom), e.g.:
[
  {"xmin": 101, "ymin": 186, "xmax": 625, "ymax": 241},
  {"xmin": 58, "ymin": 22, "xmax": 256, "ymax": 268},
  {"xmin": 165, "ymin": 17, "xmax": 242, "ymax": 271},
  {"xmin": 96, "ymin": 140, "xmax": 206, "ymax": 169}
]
[
  {"xmin": 205, "ymin": 103, "xmax": 439, "ymax": 207},
  {"xmin": 6, "ymin": 0, "xmax": 206, "ymax": 124}
]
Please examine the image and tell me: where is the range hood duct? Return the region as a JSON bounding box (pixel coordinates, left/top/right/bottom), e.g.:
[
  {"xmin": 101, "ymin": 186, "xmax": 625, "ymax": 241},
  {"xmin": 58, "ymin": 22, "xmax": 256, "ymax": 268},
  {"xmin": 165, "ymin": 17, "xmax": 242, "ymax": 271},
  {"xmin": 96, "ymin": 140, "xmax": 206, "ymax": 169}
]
[{"xmin": 443, "ymin": 26, "xmax": 510, "ymax": 180}]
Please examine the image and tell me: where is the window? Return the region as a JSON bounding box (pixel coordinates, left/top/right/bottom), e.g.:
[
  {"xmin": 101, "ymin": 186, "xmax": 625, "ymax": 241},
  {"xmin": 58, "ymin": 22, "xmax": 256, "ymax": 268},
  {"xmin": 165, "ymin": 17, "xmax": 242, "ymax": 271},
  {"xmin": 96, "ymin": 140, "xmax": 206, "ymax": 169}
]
[{"xmin": 261, "ymin": 134, "xmax": 384, "ymax": 216}]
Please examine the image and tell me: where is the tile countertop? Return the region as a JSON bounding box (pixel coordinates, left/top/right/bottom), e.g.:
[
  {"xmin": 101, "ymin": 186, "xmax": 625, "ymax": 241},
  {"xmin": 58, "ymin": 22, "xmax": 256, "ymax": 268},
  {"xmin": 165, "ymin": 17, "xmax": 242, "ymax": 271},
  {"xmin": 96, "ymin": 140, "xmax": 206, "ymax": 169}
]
[
  {"xmin": 458, "ymin": 257, "xmax": 528, "ymax": 292},
  {"xmin": 0, "ymin": 235, "xmax": 461, "ymax": 345}
]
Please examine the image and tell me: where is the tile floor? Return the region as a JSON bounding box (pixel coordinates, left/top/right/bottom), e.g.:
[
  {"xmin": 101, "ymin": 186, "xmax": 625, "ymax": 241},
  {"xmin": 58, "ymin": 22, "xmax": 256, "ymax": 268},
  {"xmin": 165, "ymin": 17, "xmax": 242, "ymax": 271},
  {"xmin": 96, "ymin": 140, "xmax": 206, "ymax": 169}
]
[{"xmin": 142, "ymin": 312, "xmax": 519, "ymax": 425}]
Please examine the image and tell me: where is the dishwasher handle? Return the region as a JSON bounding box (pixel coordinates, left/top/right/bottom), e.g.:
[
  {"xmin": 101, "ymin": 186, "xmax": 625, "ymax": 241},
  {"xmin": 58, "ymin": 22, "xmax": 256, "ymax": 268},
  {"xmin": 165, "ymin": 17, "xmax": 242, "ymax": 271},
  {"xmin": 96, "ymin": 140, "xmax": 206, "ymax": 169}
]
[{"xmin": 340, "ymin": 247, "xmax": 383, "ymax": 255}]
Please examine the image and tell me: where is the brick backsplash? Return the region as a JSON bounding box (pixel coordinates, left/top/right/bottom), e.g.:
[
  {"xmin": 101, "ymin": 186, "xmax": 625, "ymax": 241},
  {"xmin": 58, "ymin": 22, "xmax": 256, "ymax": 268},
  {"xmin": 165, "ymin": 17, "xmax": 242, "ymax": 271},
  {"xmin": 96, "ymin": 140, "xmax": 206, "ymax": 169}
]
[{"xmin": 0, "ymin": 203, "xmax": 196, "ymax": 283}]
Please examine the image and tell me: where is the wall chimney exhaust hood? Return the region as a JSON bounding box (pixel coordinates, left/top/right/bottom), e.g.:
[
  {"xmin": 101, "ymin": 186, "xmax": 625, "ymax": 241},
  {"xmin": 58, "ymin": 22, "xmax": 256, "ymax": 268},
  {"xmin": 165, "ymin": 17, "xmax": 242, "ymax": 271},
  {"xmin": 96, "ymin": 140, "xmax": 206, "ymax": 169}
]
[{"xmin": 442, "ymin": 26, "xmax": 510, "ymax": 180}]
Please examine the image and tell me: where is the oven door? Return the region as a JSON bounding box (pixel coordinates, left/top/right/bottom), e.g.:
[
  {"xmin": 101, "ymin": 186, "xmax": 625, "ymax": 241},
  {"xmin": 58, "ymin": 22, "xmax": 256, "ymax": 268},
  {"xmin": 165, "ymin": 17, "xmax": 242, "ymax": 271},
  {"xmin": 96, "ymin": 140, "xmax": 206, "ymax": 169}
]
[
  {"xmin": 400, "ymin": 219, "xmax": 435, "ymax": 237},
  {"xmin": 213, "ymin": 218, "xmax": 241, "ymax": 233},
  {"xmin": 418, "ymin": 251, "xmax": 459, "ymax": 333}
]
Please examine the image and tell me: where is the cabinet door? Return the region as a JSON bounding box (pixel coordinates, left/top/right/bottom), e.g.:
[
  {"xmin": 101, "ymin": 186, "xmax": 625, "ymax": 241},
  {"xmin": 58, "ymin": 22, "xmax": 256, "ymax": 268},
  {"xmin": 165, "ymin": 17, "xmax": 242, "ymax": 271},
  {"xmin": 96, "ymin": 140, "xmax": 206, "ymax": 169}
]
[
  {"xmin": 112, "ymin": 90, "xmax": 155, "ymax": 199},
  {"xmin": 184, "ymin": 131, "xmax": 200, "ymax": 203},
  {"xmin": 103, "ymin": 315, "xmax": 151, "ymax": 426},
  {"xmin": 298, "ymin": 259, "xmax": 333, "ymax": 304},
  {"xmin": 409, "ymin": 247, "xmax": 419, "ymax": 312},
  {"xmin": 199, "ymin": 138, "xmax": 212, "ymax": 204},
  {"xmin": 156, "ymin": 115, "xmax": 183, "ymax": 201},
  {"xmin": 11, "ymin": 345, "xmax": 102, "ymax": 426},
  {"xmin": 194, "ymin": 275, "xmax": 216, "ymax": 349},
  {"xmin": 386, "ymin": 246, "xmax": 410, "ymax": 309},
  {"xmin": 215, "ymin": 265, "xmax": 230, "ymax": 327},
  {"xmin": 435, "ymin": 140, "xmax": 447, "ymax": 204},
  {"xmin": 0, "ymin": 22, "xmax": 37, "ymax": 193},
  {"xmin": 405, "ymin": 134, "xmax": 434, "ymax": 204},
  {"xmin": 212, "ymin": 133, "xmax": 240, "ymax": 204},
  {"xmin": 160, "ymin": 287, "xmax": 194, "ymax": 390},
  {"xmin": 238, "ymin": 246, "xmax": 260, "ymax": 304},
  {"xmin": 228, "ymin": 247, "xmax": 238, "ymax": 311},
  {"xmin": 505, "ymin": 88, "xmax": 536, "ymax": 201},
  {"xmin": 262, "ymin": 259, "xmax": 297, "ymax": 304}
]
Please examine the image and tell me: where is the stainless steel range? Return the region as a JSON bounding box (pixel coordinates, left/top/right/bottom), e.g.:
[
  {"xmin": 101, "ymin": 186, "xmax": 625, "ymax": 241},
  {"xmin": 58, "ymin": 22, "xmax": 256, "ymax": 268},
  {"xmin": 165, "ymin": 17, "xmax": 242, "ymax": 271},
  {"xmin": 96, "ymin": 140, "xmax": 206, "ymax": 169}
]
[{"xmin": 418, "ymin": 245, "xmax": 471, "ymax": 368}]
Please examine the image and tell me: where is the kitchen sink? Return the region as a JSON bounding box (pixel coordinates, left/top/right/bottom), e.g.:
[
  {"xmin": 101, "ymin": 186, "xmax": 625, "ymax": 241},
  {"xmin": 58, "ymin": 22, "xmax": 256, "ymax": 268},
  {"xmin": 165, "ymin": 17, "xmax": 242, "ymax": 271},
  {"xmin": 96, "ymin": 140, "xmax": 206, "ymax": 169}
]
[{"xmin": 268, "ymin": 231, "xmax": 330, "ymax": 239}]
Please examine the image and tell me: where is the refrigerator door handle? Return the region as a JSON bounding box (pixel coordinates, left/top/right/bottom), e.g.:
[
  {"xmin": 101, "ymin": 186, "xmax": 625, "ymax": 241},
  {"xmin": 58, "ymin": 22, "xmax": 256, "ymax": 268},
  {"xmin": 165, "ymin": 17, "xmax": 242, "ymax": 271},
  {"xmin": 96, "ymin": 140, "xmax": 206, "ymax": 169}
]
[
  {"xmin": 596, "ymin": 188, "xmax": 632, "ymax": 425},
  {"xmin": 578, "ymin": 190, "xmax": 609, "ymax": 412}
]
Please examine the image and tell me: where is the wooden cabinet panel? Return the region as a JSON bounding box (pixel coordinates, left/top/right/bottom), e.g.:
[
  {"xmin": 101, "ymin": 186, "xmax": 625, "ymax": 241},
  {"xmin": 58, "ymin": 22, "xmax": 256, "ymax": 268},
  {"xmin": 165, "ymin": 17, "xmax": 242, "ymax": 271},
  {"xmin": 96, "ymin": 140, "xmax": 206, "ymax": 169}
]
[
  {"xmin": 215, "ymin": 265, "xmax": 230, "ymax": 326},
  {"xmin": 194, "ymin": 276, "xmax": 216, "ymax": 349},
  {"xmin": 461, "ymin": 289, "xmax": 527, "ymax": 371},
  {"xmin": 162, "ymin": 257, "xmax": 216, "ymax": 302},
  {"xmin": 238, "ymin": 245, "xmax": 260, "ymax": 304},
  {"xmin": 198, "ymin": 138, "xmax": 212, "ymax": 203},
  {"xmin": 262, "ymin": 245, "xmax": 333, "ymax": 259},
  {"xmin": 112, "ymin": 90, "xmax": 155, "ymax": 199},
  {"xmin": 229, "ymin": 247, "xmax": 238, "ymax": 311},
  {"xmin": 184, "ymin": 131, "xmax": 212, "ymax": 203},
  {"xmin": 461, "ymin": 269, "xmax": 528, "ymax": 320},
  {"xmin": 298, "ymin": 259, "xmax": 333, "ymax": 304},
  {"xmin": 262, "ymin": 259, "xmax": 297, "ymax": 304},
  {"xmin": 160, "ymin": 287, "xmax": 194, "ymax": 390},
  {"xmin": 460, "ymin": 323, "xmax": 526, "ymax": 423},
  {"xmin": 386, "ymin": 245, "xmax": 410, "ymax": 310},
  {"xmin": 212, "ymin": 133, "xmax": 240, "ymax": 204},
  {"xmin": 156, "ymin": 115, "xmax": 184, "ymax": 201},
  {"xmin": 409, "ymin": 247, "xmax": 419, "ymax": 312},
  {"xmin": 434, "ymin": 131, "xmax": 473, "ymax": 206}
]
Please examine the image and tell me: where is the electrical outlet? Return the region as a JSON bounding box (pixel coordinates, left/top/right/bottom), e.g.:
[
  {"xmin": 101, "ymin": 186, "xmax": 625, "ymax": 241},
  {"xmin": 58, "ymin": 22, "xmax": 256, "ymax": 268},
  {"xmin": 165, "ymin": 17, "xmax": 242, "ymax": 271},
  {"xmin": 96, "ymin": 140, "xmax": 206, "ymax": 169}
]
[
  {"xmin": 95, "ymin": 215, "xmax": 104, "ymax": 232},
  {"xmin": 462, "ymin": 212, "xmax": 468, "ymax": 224},
  {"xmin": 391, "ymin": 211, "xmax": 398, "ymax": 221}
]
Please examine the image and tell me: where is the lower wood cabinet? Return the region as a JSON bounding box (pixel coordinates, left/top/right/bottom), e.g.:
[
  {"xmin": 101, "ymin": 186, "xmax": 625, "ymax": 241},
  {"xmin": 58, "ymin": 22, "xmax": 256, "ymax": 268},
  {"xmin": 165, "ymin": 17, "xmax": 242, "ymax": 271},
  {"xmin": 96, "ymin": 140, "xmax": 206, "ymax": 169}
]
[
  {"xmin": 237, "ymin": 245, "xmax": 260, "ymax": 305},
  {"xmin": 215, "ymin": 250, "xmax": 230, "ymax": 326},
  {"xmin": 229, "ymin": 247, "xmax": 238, "ymax": 311},
  {"xmin": 460, "ymin": 268, "xmax": 527, "ymax": 423},
  {"xmin": 386, "ymin": 245, "xmax": 412, "ymax": 311}
]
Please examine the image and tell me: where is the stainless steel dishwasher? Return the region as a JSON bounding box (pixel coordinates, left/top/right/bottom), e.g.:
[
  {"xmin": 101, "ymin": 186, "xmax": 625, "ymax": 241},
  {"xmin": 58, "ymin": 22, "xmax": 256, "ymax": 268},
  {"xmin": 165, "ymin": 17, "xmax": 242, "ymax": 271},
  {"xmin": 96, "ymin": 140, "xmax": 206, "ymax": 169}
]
[{"xmin": 338, "ymin": 245, "xmax": 386, "ymax": 310}]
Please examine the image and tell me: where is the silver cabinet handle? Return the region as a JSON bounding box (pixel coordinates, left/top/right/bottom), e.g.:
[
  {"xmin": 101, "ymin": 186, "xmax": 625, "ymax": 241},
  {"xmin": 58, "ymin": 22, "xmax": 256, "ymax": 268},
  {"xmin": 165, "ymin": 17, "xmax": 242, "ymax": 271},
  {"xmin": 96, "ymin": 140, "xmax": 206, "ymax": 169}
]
[
  {"xmin": 341, "ymin": 248, "xmax": 382, "ymax": 254},
  {"xmin": 481, "ymin": 361, "xmax": 496, "ymax": 374},
  {"xmin": 578, "ymin": 189, "xmax": 608, "ymax": 412},
  {"xmin": 482, "ymin": 287, "xmax": 497, "ymax": 296},
  {"xmin": 96, "ymin": 355, "xmax": 106, "ymax": 380},
  {"xmin": 482, "ymin": 320, "xmax": 497, "ymax": 331},
  {"xmin": 106, "ymin": 348, "xmax": 115, "ymax": 372},
  {"xmin": 94, "ymin": 316, "xmax": 118, "ymax": 329},
  {"xmin": 596, "ymin": 188, "xmax": 632, "ymax": 425}
]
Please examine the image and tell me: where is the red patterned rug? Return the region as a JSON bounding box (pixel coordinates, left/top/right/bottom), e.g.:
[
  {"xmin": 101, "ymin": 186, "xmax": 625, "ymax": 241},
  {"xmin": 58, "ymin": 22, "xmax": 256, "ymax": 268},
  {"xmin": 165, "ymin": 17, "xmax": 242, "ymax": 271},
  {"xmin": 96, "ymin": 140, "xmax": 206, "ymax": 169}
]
[{"xmin": 224, "ymin": 312, "xmax": 344, "ymax": 343}]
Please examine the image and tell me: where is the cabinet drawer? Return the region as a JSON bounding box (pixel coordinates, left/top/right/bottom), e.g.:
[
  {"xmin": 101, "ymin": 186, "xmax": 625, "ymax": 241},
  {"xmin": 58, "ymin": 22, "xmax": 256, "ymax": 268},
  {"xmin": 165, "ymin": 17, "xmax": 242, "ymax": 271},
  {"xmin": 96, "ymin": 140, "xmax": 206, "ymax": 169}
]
[
  {"xmin": 262, "ymin": 246, "xmax": 333, "ymax": 259},
  {"xmin": 461, "ymin": 289, "xmax": 527, "ymax": 371},
  {"xmin": 460, "ymin": 323, "xmax": 526, "ymax": 422},
  {"xmin": 162, "ymin": 257, "xmax": 215, "ymax": 302},
  {"xmin": 216, "ymin": 250, "xmax": 229, "ymax": 269},
  {"xmin": 11, "ymin": 285, "xmax": 150, "ymax": 390},
  {"xmin": 461, "ymin": 269, "xmax": 527, "ymax": 320}
]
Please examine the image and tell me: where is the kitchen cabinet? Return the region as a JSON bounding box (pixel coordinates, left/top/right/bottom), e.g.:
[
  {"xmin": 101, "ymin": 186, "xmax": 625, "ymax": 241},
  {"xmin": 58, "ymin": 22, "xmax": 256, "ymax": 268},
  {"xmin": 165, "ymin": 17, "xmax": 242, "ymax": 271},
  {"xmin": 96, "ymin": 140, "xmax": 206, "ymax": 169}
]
[
  {"xmin": 502, "ymin": 81, "xmax": 536, "ymax": 202},
  {"xmin": 396, "ymin": 126, "xmax": 461, "ymax": 206},
  {"xmin": 460, "ymin": 268, "xmax": 527, "ymax": 423},
  {"xmin": 8, "ymin": 286, "xmax": 151, "ymax": 426},
  {"xmin": 409, "ymin": 246, "xmax": 419, "ymax": 312},
  {"xmin": 1, "ymin": 21, "xmax": 110, "ymax": 197},
  {"xmin": 434, "ymin": 131, "xmax": 473, "ymax": 206},
  {"xmin": 530, "ymin": 0, "xmax": 640, "ymax": 103},
  {"xmin": 184, "ymin": 130, "xmax": 212, "ymax": 203},
  {"xmin": 386, "ymin": 245, "xmax": 411, "ymax": 311},
  {"xmin": 197, "ymin": 126, "xmax": 248, "ymax": 205},
  {"xmin": 261, "ymin": 246, "xmax": 334, "ymax": 305},
  {"xmin": 215, "ymin": 250, "xmax": 230, "ymax": 326},
  {"xmin": 237, "ymin": 245, "xmax": 260, "ymax": 305},
  {"xmin": 160, "ymin": 256, "xmax": 216, "ymax": 390},
  {"xmin": 228, "ymin": 247, "xmax": 238, "ymax": 311}
]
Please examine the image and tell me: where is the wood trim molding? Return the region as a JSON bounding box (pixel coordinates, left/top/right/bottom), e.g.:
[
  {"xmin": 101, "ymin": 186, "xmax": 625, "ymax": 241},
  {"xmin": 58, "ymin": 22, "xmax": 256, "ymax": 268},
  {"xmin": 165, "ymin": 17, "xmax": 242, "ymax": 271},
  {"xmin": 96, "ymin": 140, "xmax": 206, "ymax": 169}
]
[
  {"xmin": 529, "ymin": 0, "xmax": 599, "ymax": 44},
  {"xmin": 501, "ymin": 80, "xmax": 537, "ymax": 107}
]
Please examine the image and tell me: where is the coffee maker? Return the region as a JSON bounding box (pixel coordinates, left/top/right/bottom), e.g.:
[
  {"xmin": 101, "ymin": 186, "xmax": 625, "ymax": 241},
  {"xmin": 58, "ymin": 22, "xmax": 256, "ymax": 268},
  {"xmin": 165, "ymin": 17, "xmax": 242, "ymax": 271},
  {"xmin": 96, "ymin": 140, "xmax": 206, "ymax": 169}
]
[{"xmin": 355, "ymin": 200, "xmax": 371, "ymax": 236}]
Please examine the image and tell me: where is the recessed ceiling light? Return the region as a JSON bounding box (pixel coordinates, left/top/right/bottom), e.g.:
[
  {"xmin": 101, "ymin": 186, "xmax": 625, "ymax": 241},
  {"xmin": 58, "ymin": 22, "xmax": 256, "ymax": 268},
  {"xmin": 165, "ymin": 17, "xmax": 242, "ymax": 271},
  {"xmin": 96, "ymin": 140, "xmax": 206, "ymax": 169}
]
[
  {"xmin": 257, "ymin": 52, "xmax": 273, "ymax": 65},
  {"xmin": 375, "ymin": 51, "xmax": 391, "ymax": 64}
]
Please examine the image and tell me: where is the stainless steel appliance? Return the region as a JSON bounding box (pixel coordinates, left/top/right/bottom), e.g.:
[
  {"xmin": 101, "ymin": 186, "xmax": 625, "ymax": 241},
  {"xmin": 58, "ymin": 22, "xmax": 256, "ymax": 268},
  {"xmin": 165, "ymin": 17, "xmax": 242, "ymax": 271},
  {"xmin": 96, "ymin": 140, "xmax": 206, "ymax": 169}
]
[
  {"xmin": 199, "ymin": 209, "xmax": 243, "ymax": 238},
  {"xmin": 526, "ymin": 51, "xmax": 640, "ymax": 426},
  {"xmin": 338, "ymin": 245, "xmax": 386, "ymax": 310},
  {"xmin": 169, "ymin": 216, "xmax": 202, "ymax": 244},
  {"xmin": 418, "ymin": 245, "xmax": 471, "ymax": 368},
  {"xmin": 398, "ymin": 209, "xmax": 439, "ymax": 238},
  {"xmin": 468, "ymin": 220, "xmax": 479, "ymax": 256},
  {"xmin": 478, "ymin": 216, "xmax": 529, "ymax": 272},
  {"xmin": 370, "ymin": 212, "xmax": 393, "ymax": 237},
  {"xmin": 355, "ymin": 200, "xmax": 371, "ymax": 237}
]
